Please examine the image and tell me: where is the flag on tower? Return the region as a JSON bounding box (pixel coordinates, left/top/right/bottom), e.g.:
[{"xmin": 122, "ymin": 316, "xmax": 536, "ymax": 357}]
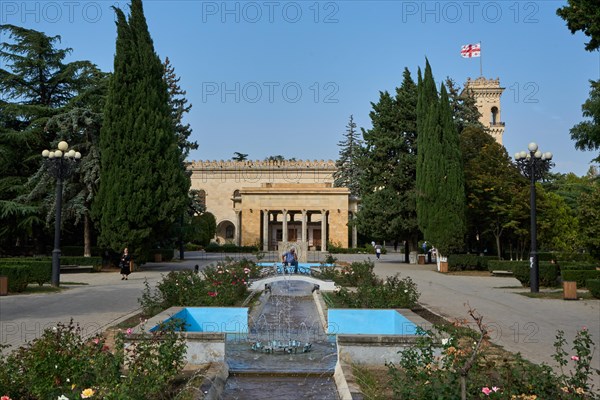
[{"xmin": 461, "ymin": 43, "xmax": 481, "ymax": 58}]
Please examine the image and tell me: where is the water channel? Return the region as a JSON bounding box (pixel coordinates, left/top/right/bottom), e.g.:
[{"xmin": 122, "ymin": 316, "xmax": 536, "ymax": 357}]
[{"xmin": 221, "ymin": 279, "xmax": 339, "ymax": 399}]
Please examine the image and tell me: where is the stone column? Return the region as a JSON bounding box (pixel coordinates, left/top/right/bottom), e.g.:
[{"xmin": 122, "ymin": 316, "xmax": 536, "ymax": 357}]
[
  {"xmin": 321, "ymin": 209, "xmax": 327, "ymax": 252},
  {"xmin": 234, "ymin": 210, "xmax": 241, "ymax": 246},
  {"xmin": 301, "ymin": 210, "xmax": 308, "ymax": 245},
  {"xmin": 262, "ymin": 209, "xmax": 269, "ymax": 251},
  {"xmin": 282, "ymin": 209, "xmax": 288, "ymax": 243},
  {"xmin": 351, "ymin": 212, "xmax": 358, "ymax": 248}
]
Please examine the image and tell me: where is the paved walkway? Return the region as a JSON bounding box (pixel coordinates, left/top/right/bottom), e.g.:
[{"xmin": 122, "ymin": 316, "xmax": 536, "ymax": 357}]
[{"xmin": 1, "ymin": 251, "xmax": 598, "ymax": 388}]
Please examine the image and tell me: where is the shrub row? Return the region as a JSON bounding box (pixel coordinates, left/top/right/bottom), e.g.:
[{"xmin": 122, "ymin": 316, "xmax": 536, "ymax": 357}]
[
  {"xmin": 588, "ymin": 279, "xmax": 600, "ymax": 299},
  {"xmin": 0, "ymin": 260, "xmax": 51, "ymax": 288},
  {"xmin": 0, "ymin": 256, "xmax": 102, "ymax": 266},
  {"xmin": 0, "ymin": 265, "xmax": 31, "ymax": 292},
  {"xmin": 538, "ymin": 252, "xmax": 596, "ymax": 263},
  {"xmin": 487, "ymin": 260, "xmax": 515, "ymax": 272},
  {"xmin": 557, "ymin": 262, "xmax": 598, "ymax": 271},
  {"xmin": 447, "ymin": 254, "xmax": 489, "ymax": 271},
  {"xmin": 486, "ymin": 260, "xmax": 560, "ymax": 287},
  {"xmin": 561, "ymin": 270, "xmax": 600, "ymax": 288},
  {"xmin": 204, "ymin": 243, "xmax": 258, "ymax": 253}
]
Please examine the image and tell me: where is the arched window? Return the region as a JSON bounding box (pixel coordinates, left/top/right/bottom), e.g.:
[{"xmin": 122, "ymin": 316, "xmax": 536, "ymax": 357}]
[
  {"xmin": 233, "ymin": 189, "xmax": 240, "ymax": 198},
  {"xmin": 491, "ymin": 106, "xmax": 499, "ymax": 125}
]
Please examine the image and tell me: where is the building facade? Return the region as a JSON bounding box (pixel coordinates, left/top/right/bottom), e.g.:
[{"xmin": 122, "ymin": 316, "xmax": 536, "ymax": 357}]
[
  {"xmin": 188, "ymin": 159, "xmax": 359, "ymax": 251},
  {"xmin": 464, "ymin": 76, "xmax": 506, "ymax": 144}
]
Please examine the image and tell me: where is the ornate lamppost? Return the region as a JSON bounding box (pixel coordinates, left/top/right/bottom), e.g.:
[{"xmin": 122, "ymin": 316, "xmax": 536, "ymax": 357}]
[
  {"xmin": 42, "ymin": 141, "xmax": 82, "ymax": 287},
  {"xmin": 514, "ymin": 142, "xmax": 553, "ymax": 293}
]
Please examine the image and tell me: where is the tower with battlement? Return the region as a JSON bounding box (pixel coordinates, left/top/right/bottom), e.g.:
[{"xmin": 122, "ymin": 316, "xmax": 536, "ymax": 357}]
[{"xmin": 464, "ymin": 77, "xmax": 506, "ymax": 145}]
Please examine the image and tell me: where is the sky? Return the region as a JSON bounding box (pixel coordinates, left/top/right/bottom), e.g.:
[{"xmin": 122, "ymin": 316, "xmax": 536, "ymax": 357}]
[{"xmin": 2, "ymin": 0, "xmax": 599, "ymax": 176}]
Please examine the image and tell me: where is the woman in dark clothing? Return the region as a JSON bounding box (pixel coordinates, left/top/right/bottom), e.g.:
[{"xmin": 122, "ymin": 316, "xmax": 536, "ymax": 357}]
[{"xmin": 120, "ymin": 247, "xmax": 131, "ymax": 280}]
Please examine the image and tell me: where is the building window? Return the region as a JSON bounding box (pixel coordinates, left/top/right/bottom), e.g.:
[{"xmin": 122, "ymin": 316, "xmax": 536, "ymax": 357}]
[{"xmin": 225, "ymin": 225, "xmax": 234, "ymax": 239}]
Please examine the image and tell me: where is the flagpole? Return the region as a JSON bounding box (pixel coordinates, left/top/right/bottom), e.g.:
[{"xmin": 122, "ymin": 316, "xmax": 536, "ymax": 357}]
[{"xmin": 479, "ymin": 41, "xmax": 483, "ymax": 77}]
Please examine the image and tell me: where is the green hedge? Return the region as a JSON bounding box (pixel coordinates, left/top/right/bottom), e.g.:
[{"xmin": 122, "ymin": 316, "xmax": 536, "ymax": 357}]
[
  {"xmin": 29, "ymin": 261, "xmax": 52, "ymax": 286},
  {"xmin": 60, "ymin": 256, "xmax": 103, "ymax": 267},
  {"xmin": 448, "ymin": 254, "xmax": 489, "ymax": 271},
  {"xmin": 490, "ymin": 261, "xmax": 559, "ymax": 287},
  {"xmin": 0, "ymin": 265, "xmax": 31, "ymax": 292},
  {"xmin": 557, "ymin": 253, "xmax": 596, "ymax": 263},
  {"xmin": 514, "ymin": 261, "xmax": 559, "ymax": 287},
  {"xmin": 587, "ymin": 279, "xmax": 600, "ymax": 299},
  {"xmin": 558, "ymin": 262, "xmax": 598, "ymax": 271},
  {"xmin": 204, "ymin": 243, "xmax": 258, "ymax": 253},
  {"xmin": 561, "ymin": 270, "xmax": 600, "ymax": 288},
  {"xmin": 487, "ymin": 260, "xmax": 515, "ymax": 272}
]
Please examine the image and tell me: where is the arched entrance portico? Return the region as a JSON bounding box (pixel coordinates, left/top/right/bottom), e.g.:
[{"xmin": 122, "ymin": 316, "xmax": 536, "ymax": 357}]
[{"xmin": 216, "ymin": 220, "xmax": 235, "ymax": 244}]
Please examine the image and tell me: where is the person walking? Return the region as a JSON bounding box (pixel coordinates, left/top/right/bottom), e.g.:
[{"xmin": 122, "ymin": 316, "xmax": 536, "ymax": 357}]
[
  {"xmin": 375, "ymin": 243, "xmax": 382, "ymax": 260},
  {"xmin": 119, "ymin": 247, "xmax": 131, "ymax": 280}
]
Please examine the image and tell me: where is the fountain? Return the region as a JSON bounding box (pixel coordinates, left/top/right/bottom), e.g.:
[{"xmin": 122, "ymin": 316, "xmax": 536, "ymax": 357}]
[{"xmin": 139, "ymin": 269, "xmax": 427, "ymax": 399}]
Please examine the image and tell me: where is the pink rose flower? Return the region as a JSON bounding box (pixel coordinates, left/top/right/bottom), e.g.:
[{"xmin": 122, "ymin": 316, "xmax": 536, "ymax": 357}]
[
  {"xmin": 571, "ymin": 355, "xmax": 580, "ymax": 361},
  {"xmin": 481, "ymin": 387, "xmax": 492, "ymax": 396}
]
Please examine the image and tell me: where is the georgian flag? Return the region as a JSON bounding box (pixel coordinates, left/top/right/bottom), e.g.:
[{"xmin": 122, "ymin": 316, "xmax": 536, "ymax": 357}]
[{"xmin": 461, "ymin": 43, "xmax": 481, "ymax": 58}]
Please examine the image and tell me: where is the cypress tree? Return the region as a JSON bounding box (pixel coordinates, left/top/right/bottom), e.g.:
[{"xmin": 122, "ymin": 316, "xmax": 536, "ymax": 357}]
[
  {"xmin": 416, "ymin": 60, "xmax": 466, "ymax": 255},
  {"xmin": 93, "ymin": 0, "xmax": 190, "ymax": 259},
  {"xmin": 334, "ymin": 114, "xmax": 362, "ymax": 197}
]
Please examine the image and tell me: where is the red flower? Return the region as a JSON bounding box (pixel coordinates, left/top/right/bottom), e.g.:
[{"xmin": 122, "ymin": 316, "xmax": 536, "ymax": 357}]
[{"xmin": 208, "ymin": 291, "xmax": 218, "ymax": 297}]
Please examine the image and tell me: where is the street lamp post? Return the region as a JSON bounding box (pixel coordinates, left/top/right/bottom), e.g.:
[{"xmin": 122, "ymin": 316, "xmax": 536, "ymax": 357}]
[
  {"xmin": 42, "ymin": 141, "xmax": 82, "ymax": 287},
  {"xmin": 514, "ymin": 142, "xmax": 553, "ymax": 293}
]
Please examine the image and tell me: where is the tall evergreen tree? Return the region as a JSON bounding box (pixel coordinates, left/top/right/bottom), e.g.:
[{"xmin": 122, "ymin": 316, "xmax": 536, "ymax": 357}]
[
  {"xmin": 416, "ymin": 60, "xmax": 466, "ymax": 255},
  {"xmin": 0, "ymin": 24, "xmax": 97, "ymax": 253},
  {"xmin": 333, "ymin": 115, "xmax": 363, "ymax": 197},
  {"xmin": 354, "ymin": 68, "xmax": 420, "ymax": 247},
  {"xmin": 93, "ymin": 0, "xmax": 190, "ymax": 259},
  {"xmin": 163, "ymin": 57, "xmax": 197, "ymax": 161},
  {"xmin": 445, "ymin": 77, "xmax": 484, "ymax": 134}
]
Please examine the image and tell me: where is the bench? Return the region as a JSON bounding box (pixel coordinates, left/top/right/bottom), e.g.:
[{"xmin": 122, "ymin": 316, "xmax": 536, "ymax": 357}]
[
  {"xmin": 491, "ymin": 270, "xmax": 513, "ymax": 277},
  {"xmin": 60, "ymin": 265, "xmax": 94, "ymax": 273}
]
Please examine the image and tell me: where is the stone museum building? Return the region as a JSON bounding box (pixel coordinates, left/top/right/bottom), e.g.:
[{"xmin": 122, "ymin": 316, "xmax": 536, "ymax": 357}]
[
  {"xmin": 188, "ymin": 159, "xmax": 359, "ymax": 252},
  {"xmin": 189, "ymin": 77, "xmax": 504, "ymax": 252}
]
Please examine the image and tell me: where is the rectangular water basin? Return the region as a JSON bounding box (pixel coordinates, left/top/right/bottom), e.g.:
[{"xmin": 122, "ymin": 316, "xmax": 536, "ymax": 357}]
[
  {"xmin": 327, "ymin": 309, "xmax": 418, "ymax": 335},
  {"xmin": 151, "ymin": 307, "xmax": 249, "ymax": 333}
]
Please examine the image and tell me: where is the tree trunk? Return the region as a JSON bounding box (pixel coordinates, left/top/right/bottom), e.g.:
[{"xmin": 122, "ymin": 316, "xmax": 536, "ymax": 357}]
[
  {"xmin": 494, "ymin": 233, "xmax": 502, "ymax": 260},
  {"xmin": 84, "ymin": 213, "xmax": 91, "ymax": 257}
]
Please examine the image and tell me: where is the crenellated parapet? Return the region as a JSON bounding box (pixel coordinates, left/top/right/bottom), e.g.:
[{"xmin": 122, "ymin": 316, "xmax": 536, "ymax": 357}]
[
  {"xmin": 188, "ymin": 159, "xmax": 337, "ymax": 170},
  {"xmin": 465, "ymin": 77, "xmax": 502, "ymax": 88}
]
